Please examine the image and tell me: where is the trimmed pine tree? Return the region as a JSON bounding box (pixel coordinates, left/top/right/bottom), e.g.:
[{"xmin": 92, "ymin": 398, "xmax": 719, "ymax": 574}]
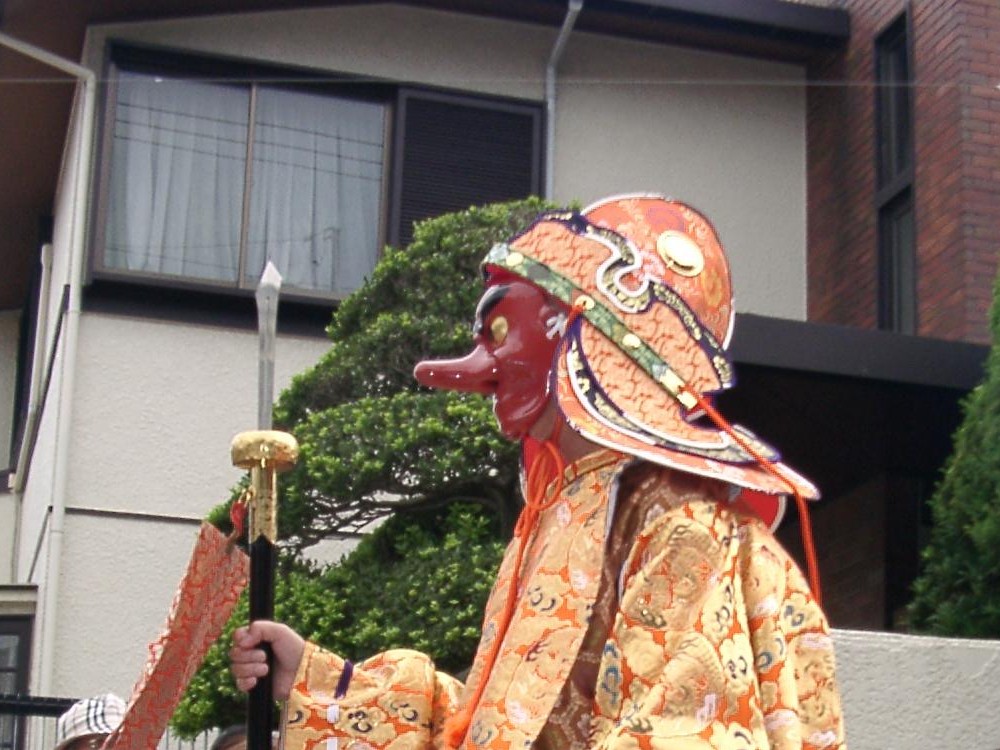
[{"xmin": 909, "ymin": 270, "xmax": 1000, "ymax": 637}]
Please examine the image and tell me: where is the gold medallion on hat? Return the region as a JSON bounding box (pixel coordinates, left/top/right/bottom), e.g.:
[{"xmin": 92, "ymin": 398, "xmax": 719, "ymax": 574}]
[{"xmin": 656, "ymin": 230, "xmax": 704, "ymax": 277}]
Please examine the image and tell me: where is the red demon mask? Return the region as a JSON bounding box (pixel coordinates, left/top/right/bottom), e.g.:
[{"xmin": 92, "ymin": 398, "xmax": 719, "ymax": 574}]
[{"xmin": 414, "ymin": 277, "xmax": 568, "ymax": 440}]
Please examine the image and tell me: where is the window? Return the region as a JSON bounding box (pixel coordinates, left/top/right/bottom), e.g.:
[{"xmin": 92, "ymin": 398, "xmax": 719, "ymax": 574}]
[
  {"xmin": 391, "ymin": 89, "xmax": 543, "ymax": 248},
  {"xmin": 876, "ymin": 19, "xmax": 911, "ymax": 187},
  {"xmin": 878, "ymin": 190, "xmax": 916, "ymax": 333},
  {"xmin": 875, "ymin": 14, "xmax": 915, "ymax": 333},
  {"xmin": 94, "ymin": 46, "xmax": 543, "ymax": 302},
  {"xmin": 0, "ymin": 617, "xmax": 31, "ymax": 750},
  {"xmin": 97, "ymin": 49, "xmax": 388, "ymax": 299}
]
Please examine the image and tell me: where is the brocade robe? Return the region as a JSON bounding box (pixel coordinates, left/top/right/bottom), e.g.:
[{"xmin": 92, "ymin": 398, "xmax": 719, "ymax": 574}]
[{"xmin": 285, "ymin": 450, "xmax": 845, "ymax": 750}]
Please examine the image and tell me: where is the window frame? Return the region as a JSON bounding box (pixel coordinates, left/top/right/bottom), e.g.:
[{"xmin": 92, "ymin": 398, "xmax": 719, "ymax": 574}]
[
  {"xmin": 874, "ymin": 11, "xmax": 917, "ymax": 334},
  {"xmin": 90, "ymin": 44, "xmax": 395, "ymax": 304},
  {"xmin": 89, "ymin": 43, "xmax": 545, "ymax": 307}
]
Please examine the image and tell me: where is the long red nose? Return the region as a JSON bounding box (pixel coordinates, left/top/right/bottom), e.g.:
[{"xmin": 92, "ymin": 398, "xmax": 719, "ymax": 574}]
[{"xmin": 413, "ymin": 346, "xmax": 499, "ymax": 394}]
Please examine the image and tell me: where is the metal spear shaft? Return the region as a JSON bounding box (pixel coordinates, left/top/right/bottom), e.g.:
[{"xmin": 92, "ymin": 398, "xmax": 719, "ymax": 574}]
[{"xmin": 232, "ymin": 261, "xmax": 298, "ymax": 750}]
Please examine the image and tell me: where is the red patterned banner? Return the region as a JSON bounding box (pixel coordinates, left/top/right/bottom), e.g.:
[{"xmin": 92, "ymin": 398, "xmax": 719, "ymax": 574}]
[{"xmin": 104, "ymin": 523, "xmax": 249, "ymax": 750}]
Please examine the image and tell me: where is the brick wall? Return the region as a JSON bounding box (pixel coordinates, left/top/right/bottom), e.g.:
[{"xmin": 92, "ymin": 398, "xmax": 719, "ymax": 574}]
[
  {"xmin": 778, "ymin": 475, "xmax": 888, "ymax": 630},
  {"xmin": 807, "ymin": 0, "xmax": 1000, "ymax": 344},
  {"xmin": 912, "ymin": 1, "xmax": 967, "ymax": 340},
  {"xmin": 807, "ymin": 0, "xmax": 905, "ymax": 330},
  {"xmin": 948, "ymin": 0, "xmax": 1000, "ymax": 344}
]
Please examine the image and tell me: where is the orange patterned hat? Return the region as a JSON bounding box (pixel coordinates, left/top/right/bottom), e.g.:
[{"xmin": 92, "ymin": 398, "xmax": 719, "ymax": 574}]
[{"xmin": 483, "ymin": 194, "xmax": 818, "ymax": 527}]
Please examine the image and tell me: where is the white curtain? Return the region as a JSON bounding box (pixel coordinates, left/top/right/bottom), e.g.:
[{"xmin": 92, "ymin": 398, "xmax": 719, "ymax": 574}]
[
  {"xmin": 104, "ymin": 70, "xmax": 385, "ymax": 297},
  {"xmin": 247, "ymin": 88, "xmax": 385, "ymax": 296},
  {"xmin": 104, "ymin": 70, "xmax": 247, "ymax": 283}
]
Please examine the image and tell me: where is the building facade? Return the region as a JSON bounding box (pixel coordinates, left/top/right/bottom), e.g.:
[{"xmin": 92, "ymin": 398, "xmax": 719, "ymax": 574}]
[{"xmin": 0, "ymin": 2, "xmax": 996, "ymax": 749}]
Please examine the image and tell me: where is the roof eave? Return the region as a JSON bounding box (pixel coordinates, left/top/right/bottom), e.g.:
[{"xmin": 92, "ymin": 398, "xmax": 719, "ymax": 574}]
[{"xmin": 731, "ymin": 313, "xmax": 988, "ymax": 391}]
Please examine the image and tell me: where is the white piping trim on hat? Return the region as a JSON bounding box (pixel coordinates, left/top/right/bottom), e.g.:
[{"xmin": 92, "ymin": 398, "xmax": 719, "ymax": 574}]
[{"xmin": 564, "ymin": 344, "xmax": 734, "ymax": 452}]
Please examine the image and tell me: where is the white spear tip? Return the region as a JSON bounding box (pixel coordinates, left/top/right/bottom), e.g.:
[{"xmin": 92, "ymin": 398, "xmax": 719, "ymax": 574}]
[{"xmin": 257, "ymin": 260, "xmax": 282, "ymax": 299}]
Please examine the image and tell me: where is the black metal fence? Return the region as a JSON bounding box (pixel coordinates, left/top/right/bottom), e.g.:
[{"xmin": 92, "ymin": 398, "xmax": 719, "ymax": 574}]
[
  {"xmin": 0, "ymin": 695, "xmax": 213, "ymax": 750},
  {"xmin": 0, "ymin": 695, "xmax": 72, "ymax": 750}
]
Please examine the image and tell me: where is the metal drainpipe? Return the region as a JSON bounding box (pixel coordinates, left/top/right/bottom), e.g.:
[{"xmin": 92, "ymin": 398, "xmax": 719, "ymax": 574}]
[
  {"xmin": 0, "ymin": 32, "xmax": 96, "ymax": 698},
  {"xmin": 10, "ymin": 242, "xmax": 53, "ymax": 576},
  {"xmin": 545, "ymin": 0, "xmax": 583, "ymax": 200}
]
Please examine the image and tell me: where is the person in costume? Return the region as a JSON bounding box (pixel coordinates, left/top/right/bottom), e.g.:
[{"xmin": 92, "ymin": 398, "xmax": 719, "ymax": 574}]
[{"xmin": 231, "ymin": 195, "xmax": 846, "ymax": 750}]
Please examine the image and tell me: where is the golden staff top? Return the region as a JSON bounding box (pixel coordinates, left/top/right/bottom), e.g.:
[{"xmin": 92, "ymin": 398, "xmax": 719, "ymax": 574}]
[{"xmin": 231, "ymin": 429, "xmax": 298, "ymax": 542}]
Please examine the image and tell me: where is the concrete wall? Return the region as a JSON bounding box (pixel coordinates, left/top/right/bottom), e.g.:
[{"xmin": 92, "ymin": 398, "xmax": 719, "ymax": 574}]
[
  {"xmin": 0, "ymin": 492, "xmax": 12, "ymax": 583},
  {"xmin": 52, "ymin": 312, "xmax": 328, "ymax": 698},
  {"xmin": 834, "ymin": 628, "xmax": 1000, "ymax": 750},
  {"xmin": 84, "ymin": 3, "xmax": 808, "ymax": 320}
]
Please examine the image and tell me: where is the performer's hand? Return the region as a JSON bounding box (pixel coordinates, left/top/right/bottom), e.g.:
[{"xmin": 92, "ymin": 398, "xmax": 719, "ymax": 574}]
[{"xmin": 230, "ymin": 620, "xmax": 305, "ymax": 700}]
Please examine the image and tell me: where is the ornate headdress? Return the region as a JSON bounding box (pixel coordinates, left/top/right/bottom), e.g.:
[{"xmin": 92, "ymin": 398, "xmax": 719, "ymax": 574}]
[{"xmin": 483, "ymin": 194, "xmax": 819, "ymax": 528}]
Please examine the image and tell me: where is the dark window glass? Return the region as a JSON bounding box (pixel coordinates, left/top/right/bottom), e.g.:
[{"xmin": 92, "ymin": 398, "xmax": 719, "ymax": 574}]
[
  {"xmin": 0, "ymin": 617, "xmax": 32, "ymax": 750},
  {"xmin": 876, "ymin": 19, "xmax": 912, "ymax": 187},
  {"xmin": 392, "ymin": 90, "xmax": 542, "ymax": 247},
  {"xmin": 879, "ymin": 190, "xmax": 916, "ymax": 334},
  {"xmin": 875, "ymin": 14, "xmax": 915, "ymax": 334}
]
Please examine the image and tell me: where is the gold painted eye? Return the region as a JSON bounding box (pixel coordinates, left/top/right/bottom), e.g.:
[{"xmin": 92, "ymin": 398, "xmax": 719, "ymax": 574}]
[{"xmin": 490, "ymin": 315, "xmax": 509, "ymax": 344}]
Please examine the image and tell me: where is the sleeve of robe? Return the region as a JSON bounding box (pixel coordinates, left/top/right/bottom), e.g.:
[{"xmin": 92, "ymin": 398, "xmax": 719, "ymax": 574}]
[
  {"xmin": 589, "ymin": 497, "xmax": 847, "ymax": 750},
  {"xmin": 284, "ymin": 645, "xmax": 464, "ymax": 750}
]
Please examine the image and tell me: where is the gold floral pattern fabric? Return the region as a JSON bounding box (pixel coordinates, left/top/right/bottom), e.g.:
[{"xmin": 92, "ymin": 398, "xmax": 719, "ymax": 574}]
[{"xmin": 285, "ymin": 453, "xmax": 845, "ymax": 750}]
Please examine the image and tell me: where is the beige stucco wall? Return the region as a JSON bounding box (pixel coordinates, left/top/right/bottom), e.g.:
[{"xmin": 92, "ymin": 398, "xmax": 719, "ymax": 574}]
[
  {"xmin": 68, "ymin": 313, "xmax": 324, "ymax": 518},
  {"xmin": 0, "ymin": 493, "xmax": 13, "ymax": 583},
  {"xmin": 0, "ymin": 490, "xmax": 13, "ymax": 584},
  {"xmin": 84, "ymin": 3, "xmax": 808, "ymax": 320},
  {"xmin": 52, "ymin": 513, "xmax": 203, "ymax": 698},
  {"xmin": 13, "ymin": 82, "xmax": 87, "ymax": 585},
  {"xmin": 49, "ymin": 312, "xmax": 328, "ymax": 696},
  {"xmin": 834, "ymin": 629, "xmax": 1000, "ymax": 750},
  {"xmin": 556, "ymin": 42, "xmax": 806, "ymax": 315}
]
